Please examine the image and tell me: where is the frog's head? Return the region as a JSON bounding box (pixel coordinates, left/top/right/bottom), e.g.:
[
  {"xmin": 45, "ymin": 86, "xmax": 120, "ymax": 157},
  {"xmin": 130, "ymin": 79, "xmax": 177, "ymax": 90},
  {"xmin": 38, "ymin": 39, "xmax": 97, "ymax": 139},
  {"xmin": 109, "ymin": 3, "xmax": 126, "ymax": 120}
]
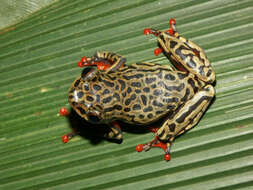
[{"xmin": 68, "ymin": 68, "xmax": 103, "ymax": 123}]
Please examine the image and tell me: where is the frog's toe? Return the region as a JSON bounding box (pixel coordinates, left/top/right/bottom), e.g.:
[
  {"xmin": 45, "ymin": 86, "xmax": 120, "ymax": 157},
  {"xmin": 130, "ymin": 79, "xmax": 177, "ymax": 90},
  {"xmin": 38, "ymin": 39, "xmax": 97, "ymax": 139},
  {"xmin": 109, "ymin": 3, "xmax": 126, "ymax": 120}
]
[
  {"xmin": 154, "ymin": 47, "xmax": 163, "ymax": 56},
  {"xmin": 61, "ymin": 131, "xmax": 77, "ymax": 143},
  {"xmin": 164, "ymin": 153, "xmax": 171, "ymax": 161}
]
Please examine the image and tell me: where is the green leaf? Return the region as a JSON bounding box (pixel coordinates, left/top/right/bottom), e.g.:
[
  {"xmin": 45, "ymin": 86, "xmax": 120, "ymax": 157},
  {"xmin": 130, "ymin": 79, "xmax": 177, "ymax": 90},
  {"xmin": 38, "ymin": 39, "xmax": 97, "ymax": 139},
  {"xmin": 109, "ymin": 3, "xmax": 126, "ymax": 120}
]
[{"xmin": 0, "ymin": 0, "xmax": 253, "ymax": 189}]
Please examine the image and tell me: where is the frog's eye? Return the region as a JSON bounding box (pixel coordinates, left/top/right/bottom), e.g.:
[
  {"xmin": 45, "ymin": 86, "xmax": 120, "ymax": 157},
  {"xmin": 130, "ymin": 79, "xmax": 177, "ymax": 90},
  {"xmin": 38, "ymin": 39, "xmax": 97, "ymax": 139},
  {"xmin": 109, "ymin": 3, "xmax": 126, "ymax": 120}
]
[
  {"xmin": 81, "ymin": 67, "xmax": 93, "ymax": 78},
  {"xmin": 81, "ymin": 67, "xmax": 97, "ymax": 81}
]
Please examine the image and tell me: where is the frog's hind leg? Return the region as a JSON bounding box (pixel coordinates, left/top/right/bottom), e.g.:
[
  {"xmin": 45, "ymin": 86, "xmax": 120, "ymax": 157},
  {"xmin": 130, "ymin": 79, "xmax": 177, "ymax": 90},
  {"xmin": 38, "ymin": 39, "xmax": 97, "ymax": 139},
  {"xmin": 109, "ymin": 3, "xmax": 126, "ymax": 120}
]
[
  {"xmin": 137, "ymin": 85, "xmax": 215, "ymax": 161},
  {"xmin": 157, "ymin": 85, "xmax": 215, "ymax": 155}
]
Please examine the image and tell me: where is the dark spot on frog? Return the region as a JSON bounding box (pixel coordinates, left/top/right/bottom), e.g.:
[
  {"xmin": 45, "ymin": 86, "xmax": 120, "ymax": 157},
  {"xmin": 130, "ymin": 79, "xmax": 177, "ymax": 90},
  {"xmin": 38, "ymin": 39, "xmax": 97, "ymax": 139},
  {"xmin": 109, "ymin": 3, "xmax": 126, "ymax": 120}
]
[
  {"xmin": 118, "ymin": 79, "xmax": 126, "ymax": 91},
  {"xmin": 122, "ymin": 92, "xmax": 127, "ymax": 97},
  {"xmin": 125, "ymin": 99, "xmax": 131, "ymax": 106},
  {"xmin": 102, "ymin": 96, "xmax": 112, "ymax": 104},
  {"xmin": 145, "ymin": 77, "xmax": 156, "ymax": 84},
  {"xmin": 139, "ymin": 114, "xmax": 145, "ymax": 119},
  {"xmin": 113, "ymin": 105, "xmax": 123, "ymax": 110},
  {"xmin": 143, "ymin": 87, "xmax": 150, "ymax": 93},
  {"xmin": 177, "ymin": 72, "xmax": 188, "ymax": 80},
  {"xmin": 147, "ymin": 113, "xmax": 153, "ymax": 119},
  {"xmin": 167, "ymin": 105, "xmax": 175, "ymax": 110},
  {"xmin": 74, "ymin": 79, "xmax": 81, "ymax": 87},
  {"xmin": 144, "ymin": 106, "xmax": 153, "ymax": 112},
  {"xmin": 170, "ymin": 40, "xmax": 178, "ymax": 49},
  {"xmin": 86, "ymin": 96, "xmax": 94, "ymax": 102},
  {"xmin": 104, "ymin": 107, "xmax": 113, "ymax": 112},
  {"xmin": 207, "ymin": 69, "xmax": 212, "ymax": 77},
  {"xmin": 92, "ymin": 77, "xmax": 97, "ymax": 82},
  {"xmin": 124, "ymin": 107, "xmax": 131, "ymax": 112},
  {"xmin": 164, "ymin": 92, "xmax": 170, "ymax": 97},
  {"xmin": 164, "ymin": 73, "xmax": 176, "ymax": 80},
  {"xmin": 127, "ymin": 87, "xmax": 132, "ymax": 93},
  {"xmin": 141, "ymin": 95, "xmax": 147, "ymax": 105},
  {"xmin": 102, "ymin": 89, "xmax": 110, "ymax": 95},
  {"xmin": 130, "ymin": 94, "xmax": 137, "ymax": 100},
  {"xmin": 187, "ymin": 57, "xmax": 197, "ymax": 69},
  {"xmin": 102, "ymin": 79, "xmax": 114, "ymax": 87},
  {"xmin": 123, "ymin": 73, "xmax": 144, "ymax": 80},
  {"xmin": 135, "ymin": 89, "xmax": 141, "ymax": 93},
  {"xmin": 83, "ymin": 83, "xmax": 89, "ymax": 91},
  {"xmin": 93, "ymin": 84, "xmax": 102, "ymax": 91},
  {"xmin": 168, "ymin": 123, "xmax": 176, "ymax": 132},
  {"xmin": 125, "ymin": 94, "xmax": 137, "ymax": 106},
  {"xmin": 77, "ymin": 91, "xmax": 84, "ymax": 99},
  {"xmin": 181, "ymin": 88, "xmax": 190, "ymax": 102},
  {"xmin": 96, "ymin": 95, "xmax": 100, "ymax": 102},
  {"xmin": 156, "ymin": 110, "xmax": 164, "ymax": 115},
  {"xmin": 133, "ymin": 104, "xmax": 141, "ymax": 110},
  {"xmin": 131, "ymin": 82, "xmax": 141, "ymax": 88},
  {"xmin": 188, "ymin": 78, "xmax": 198, "ymax": 93}
]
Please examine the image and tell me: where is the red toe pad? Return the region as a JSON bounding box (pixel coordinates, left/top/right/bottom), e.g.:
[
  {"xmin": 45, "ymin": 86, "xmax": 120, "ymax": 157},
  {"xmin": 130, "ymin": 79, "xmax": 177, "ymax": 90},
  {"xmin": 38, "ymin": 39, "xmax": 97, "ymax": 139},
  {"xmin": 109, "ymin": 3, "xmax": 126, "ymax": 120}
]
[{"xmin": 154, "ymin": 48, "xmax": 163, "ymax": 56}]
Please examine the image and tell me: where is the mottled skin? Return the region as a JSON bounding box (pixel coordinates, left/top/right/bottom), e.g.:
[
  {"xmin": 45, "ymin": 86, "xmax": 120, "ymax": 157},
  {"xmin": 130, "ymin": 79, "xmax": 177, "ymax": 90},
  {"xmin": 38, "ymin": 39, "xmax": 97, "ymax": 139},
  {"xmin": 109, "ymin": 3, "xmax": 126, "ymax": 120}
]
[{"xmin": 68, "ymin": 19, "xmax": 215, "ymax": 160}]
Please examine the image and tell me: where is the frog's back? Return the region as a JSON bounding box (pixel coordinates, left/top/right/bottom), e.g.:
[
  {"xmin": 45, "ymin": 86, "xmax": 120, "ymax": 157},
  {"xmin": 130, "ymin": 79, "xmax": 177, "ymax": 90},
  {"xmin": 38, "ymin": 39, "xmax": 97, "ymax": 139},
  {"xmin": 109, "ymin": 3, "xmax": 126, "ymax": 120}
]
[{"xmin": 106, "ymin": 62, "xmax": 198, "ymax": 124}]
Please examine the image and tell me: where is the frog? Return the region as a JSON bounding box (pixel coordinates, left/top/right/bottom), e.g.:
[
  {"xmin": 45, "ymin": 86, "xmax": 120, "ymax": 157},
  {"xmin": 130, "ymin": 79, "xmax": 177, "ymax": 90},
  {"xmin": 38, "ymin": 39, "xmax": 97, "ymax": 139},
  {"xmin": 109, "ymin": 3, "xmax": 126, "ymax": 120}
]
[{"xmin": 65, "ymin": 18, "xmax": 215, "ymax": 161}]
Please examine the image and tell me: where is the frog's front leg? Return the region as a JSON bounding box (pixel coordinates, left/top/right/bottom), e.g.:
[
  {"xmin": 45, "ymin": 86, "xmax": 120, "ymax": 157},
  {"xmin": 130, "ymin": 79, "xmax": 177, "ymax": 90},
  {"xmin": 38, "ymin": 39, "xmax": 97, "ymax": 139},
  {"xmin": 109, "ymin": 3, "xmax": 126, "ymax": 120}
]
[
  {"xmin": 78, "ymin": 51, "xmax": 126, "ymax": 72},
  {"xmin": 95, "ymin": 51, "xmax": 126, "ymax": 73},
  {"xmin": 104, "ymin": 121, "xmax": 123, "ymax": 141},
  {"xmin": 137, "ymin": 85, "xmax": 215, "ymax": 161}
]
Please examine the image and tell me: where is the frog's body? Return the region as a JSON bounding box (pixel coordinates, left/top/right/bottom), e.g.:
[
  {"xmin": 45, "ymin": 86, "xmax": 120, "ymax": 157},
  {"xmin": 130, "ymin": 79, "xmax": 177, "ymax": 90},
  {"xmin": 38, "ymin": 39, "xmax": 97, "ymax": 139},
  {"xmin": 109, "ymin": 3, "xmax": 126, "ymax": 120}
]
[
  {"xmin": 67, "ymin": 18, "xmax": 215, "ymax": 160},
  {"xmin": 69, "ymin": 62, "xmax": 204, "ymax": 125}
]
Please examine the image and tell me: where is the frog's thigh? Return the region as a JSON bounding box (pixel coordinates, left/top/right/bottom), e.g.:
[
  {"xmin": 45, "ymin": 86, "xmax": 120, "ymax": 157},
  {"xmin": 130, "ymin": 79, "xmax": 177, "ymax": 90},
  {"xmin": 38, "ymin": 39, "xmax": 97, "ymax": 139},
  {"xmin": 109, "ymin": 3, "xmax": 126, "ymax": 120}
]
[{"xmin": 157, "ymin": 84, "xmax": 215, "ymax": 141}]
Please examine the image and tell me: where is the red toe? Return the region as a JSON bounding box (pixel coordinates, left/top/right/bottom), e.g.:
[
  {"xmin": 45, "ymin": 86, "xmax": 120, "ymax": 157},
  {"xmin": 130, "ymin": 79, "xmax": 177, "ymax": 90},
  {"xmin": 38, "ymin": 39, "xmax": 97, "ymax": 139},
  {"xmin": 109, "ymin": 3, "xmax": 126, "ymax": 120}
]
[
  {"xmin": 154, "ymin": 48, "xmax": 163, "ymax": 56},
  {"xmin": 62, "ymin": 135, "xmax": 69, "ymax": 143},
  {"xmin": 144, "ymin": 28, "xmax": 152, "ymax": 35},
  {"xmin": 164, "ymin": 153, "xmax": 171, "ymax": 161},
  {"xmin": 136, "ymin": 144, "xmax": 144, "ymax": 152}
]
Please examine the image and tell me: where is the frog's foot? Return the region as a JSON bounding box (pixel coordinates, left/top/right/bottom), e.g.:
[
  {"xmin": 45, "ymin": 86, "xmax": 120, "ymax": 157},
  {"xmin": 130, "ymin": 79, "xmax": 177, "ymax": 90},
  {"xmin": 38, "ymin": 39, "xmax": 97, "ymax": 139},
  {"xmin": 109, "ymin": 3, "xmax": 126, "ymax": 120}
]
[
  {"xmin": 144, "ymin": 28, "xmax": 164, "ymax": 56},
  {"xmin": 77, "ymin": 56, "xmax": 111, "ymax": 70},
  {"xmin": 104, "ymin": 121, "xmax": 123, "ymax": 142},
  {"xmin": 62, "ymin": 131, "xmax": 78, "ymax": 143},
  {"xmin": 136, "ymin": 136, "xmax": 171, "ymax": 161},
  {"xmin": 144, "ymin": 28, "xmax": 161, "ymax": 36},
  {"xmin": 165, "ymin": 18, "xmax": 177, "ymax": 36}
]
